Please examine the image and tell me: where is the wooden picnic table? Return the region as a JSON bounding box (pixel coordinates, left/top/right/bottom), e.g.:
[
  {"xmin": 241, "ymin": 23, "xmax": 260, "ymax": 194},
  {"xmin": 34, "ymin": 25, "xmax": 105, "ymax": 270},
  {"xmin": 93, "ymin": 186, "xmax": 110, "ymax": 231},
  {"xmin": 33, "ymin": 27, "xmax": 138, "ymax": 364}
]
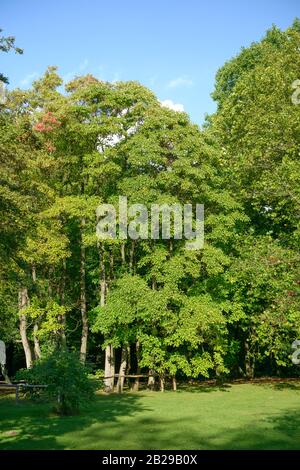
[{"xmin": 0, "ymin": 382, "xmax": 47, "ymax": 403}]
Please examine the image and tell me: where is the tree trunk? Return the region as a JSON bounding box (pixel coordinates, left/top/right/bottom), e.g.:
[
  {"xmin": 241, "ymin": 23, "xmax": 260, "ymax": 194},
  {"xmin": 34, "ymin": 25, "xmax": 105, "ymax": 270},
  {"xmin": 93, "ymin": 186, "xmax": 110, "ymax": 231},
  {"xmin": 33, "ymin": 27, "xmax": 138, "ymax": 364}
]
[
  {"xmin": 109, "ymin": 251, "xmax": 114, "ymax": 285},
  {"xmin": 19, "ymin": 287, "xmax": 33, "ymax": 369},
  {"xmin": 99, "ymin": 244, "xmax": 106, "ymax": 307},
  {"xmin": 104, "ymin": 344, "xmax": 114, "ymax": 391},
  {"xmin": 121, "ymin": 243, "xmax": 126, "ymax": 264},
  {"xmin": 148, "ymin": 369, "xmax": 155, "ymax": 391},
  {"xmin": 59, "ymin": 258, "xmax": 67, "ymax": 349},
  {"xmin": 79, "ymin": 218, "xmax": 88, "ymax": 363},
  {"xmin": 116, "ymin": 345, "xmax": 127, "ymax": 394},
  {"xmin": 160, "ymin": 376, "xmax": 165, "ymax": 392},
  {"xmin": 33, "ymin": 323, "xmax": 42, "ymax": 360},
  {"xmin": 110, "ymin": 346, "xmax": 115, "ymax": 389},
  {"xmin": 99, "ymin": 244, "xmax": 114, "ymax": 391},
  {"xmin": 58, "ymin": 314, "xmax": 67, "ymax": 350},
  {"xmin": 126, "ymin": 344, "xmax": 131, "ymax": 388},
  {"xmin": 31, "ymin": 265, "xmax": 42, "ymax": 360},
  {"xmin": 129, "ymin": 240, "xmax": 135, "ymax": 273},
  {"xmin": 133, "ymin": 341, "xmax": 141, "ymax": 391},
  {"xmin": 32, "ymin": 264, "xmax": 36, "ymax": 282},
  {"xmin": 245, "ymin": 340, "xmax": 254, "ymax": 379},
  {"xmin": 169, "ymin": 239, "xmax": 173, "ymax": 257},
  {"xmin": 172, "ymin": 376, "xmax": 177, "ymax": 391}
]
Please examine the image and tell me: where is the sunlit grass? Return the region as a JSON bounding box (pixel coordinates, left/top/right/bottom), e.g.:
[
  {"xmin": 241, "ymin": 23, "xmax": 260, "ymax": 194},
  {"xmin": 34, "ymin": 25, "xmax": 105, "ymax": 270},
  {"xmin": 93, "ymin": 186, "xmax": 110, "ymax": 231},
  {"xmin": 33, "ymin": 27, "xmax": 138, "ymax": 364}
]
[{"xmin": 1, "ymin": 382, "xmax": 300, "ymax": 450}]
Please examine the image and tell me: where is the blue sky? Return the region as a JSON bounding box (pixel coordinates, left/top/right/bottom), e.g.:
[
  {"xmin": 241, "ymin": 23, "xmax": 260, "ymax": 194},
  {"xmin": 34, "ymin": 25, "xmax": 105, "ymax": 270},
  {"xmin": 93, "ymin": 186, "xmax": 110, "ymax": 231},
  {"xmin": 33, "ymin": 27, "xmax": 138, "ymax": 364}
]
[{"xmin": 1, "ymin": 0, "xmax": 299, "ymax": 124}]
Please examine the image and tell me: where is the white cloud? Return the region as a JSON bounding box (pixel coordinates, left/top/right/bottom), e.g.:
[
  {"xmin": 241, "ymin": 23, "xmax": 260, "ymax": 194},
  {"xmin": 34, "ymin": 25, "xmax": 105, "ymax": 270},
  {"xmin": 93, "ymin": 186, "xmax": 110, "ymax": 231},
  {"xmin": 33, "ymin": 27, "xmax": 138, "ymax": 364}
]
[
  {"xmin": 98, "ymin": 134, "xmax": 125, "ymax": 151},
  {"xmin": 97, "ymin": 117, "xmax": 143, "ymax": 153},
  {"xmin": 167, "ymin": 76, "xmax": 193, "ymax": 89},
  {"xmin": 160, "ymin": 99, "xmax": 185, "ymax": 112},
  {"xmin": 20, "ymin": 72, "xmax": 38, "ymax": 87}
]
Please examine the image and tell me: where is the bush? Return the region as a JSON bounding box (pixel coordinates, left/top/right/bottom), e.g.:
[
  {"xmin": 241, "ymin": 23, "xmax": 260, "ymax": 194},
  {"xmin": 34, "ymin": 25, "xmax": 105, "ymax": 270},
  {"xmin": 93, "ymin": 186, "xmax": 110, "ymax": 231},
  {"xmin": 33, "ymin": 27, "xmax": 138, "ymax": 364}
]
[
  {"xmin": 88, "ymin": 368, "xmax": 105, "ymax": 388},
  {"xmin": 16, "ymin": 350, "xmax": 96, "ymax": 415}
]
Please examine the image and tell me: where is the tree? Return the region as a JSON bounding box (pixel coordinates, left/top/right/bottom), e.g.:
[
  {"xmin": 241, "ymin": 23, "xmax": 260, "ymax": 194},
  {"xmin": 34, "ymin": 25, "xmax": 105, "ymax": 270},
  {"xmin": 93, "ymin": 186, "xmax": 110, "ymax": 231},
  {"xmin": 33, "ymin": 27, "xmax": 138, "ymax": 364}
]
[
  {"xmin": 207, "ymin": 20, "xmax": 300, "ymax": 376},
  {"xmin": 16, "ymin": 350, "xmax": 96, "ymax": 415},
  {"xmin": 1, "ymin": 19, "xmax": 299, "ymax": 385},
  {"xmin": 208, "ymin": 22, "xmax": 300, "ymax": 248},
  {"xmin": 0, "ymin": 28, "xmax": 23, "ymax": 84},
  {"xmin": 92, "ymin": 101, "xmax": 247, "ymax": 389}
]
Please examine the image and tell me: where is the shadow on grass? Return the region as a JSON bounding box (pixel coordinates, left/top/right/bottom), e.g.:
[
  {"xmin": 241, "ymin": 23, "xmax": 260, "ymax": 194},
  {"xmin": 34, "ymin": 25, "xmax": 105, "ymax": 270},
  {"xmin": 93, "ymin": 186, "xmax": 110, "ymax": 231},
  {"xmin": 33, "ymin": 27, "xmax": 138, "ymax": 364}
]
[
  {"xmin": 1, "ymin": 386, "xmax": 300, "ymax": 450},
  {"xmin": 250, "ymin": 380, "xmax": 300, "ymax": 392},
  {"xmin": 267, "ymin": 409, "xmax": 300, "ymax": 439},
  {"xmin": 177, "ymin": 382, "xmax": 232, "ymax": 393},
  {"xmin": 74, "ymin": 407, "xmax": 300, "ymax": 450},
  {"xmin": 209, "ymin": 409, "xmax": 300, "ymax": 450},
  {"xmin": 0, "ymin": 393, "xmax": 149, "ymax": 450},
  {"xmin": 271, "ymin": 382, "xmax": 300, "ymax": 391}
]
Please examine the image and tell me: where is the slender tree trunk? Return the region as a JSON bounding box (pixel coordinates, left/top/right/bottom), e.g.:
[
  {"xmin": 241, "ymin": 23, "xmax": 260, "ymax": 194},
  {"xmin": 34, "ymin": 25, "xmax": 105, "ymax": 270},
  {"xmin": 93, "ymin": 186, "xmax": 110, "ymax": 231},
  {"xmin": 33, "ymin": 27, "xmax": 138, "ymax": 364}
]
[
  {"xmin": 110, "ymin": 345, "xmax": 115, "ymax": 389},
  {"xmin": 32, "ymin": 264, "xmax": 36, "ymax": 283},
  {"xmin": 59, "ymin": 259, "xmax": 67, "ymax": 349},
  {"xmin": 117, "ymin": 345, "xmax": 127, "ymax": 394},
  {"xmin": 160, "ymin": 376, "xmax": 165, "ymax": 392},
  {"xmin": 33, "ymin": 323, "xmax": 42, "ymax": 360},
  {"xmin": 121, "ymin": 243, "xmax": 126, "ymax": 264},
  {"xmin": 99, "ymin": 244, "xmax": 114, "ymax": 391},
  {"xmin": 99, "ymin": 244, "xmax": 106, "ymax": 307},
  {"xmin": 109, "ymin": 251, "xmax": 114, "ymax": 285},
  {"xmin": 127, "ymin": 344, "xmax": 131, "ymax": 373},
  {"xmin": 80, "ymin": 218, "xmax": 88, "ymax": 363},
  {"xmin": 104, "ymin": 345, "xmax": 114, "ymax": 391},
  {"xmin": 169, "ymin": 239, "xmax": 173, "ymax": 257},
  {"xmin": 60, "ymin": 315, "xmax": 67, "ymax": 349},
  {"xmin": 148, "ymin": 369, "xmax": 155, "ymax": 391},
  {"xmin": 129, "ymin": 240, "xmax": 135, "ymax": 273},
  {"xmin": 244, "ymin": 340, "xmax": 254, "ymax": 379},
  {"xmin": 148, "ymin": 277, "xmax": 157, "ymax": 389},
  {"xmin": 126, "ymin": 344, "xmax": 131, "ymax": 388},
  {"xmin": 19, "ymin": 287, "xmax": 33, "ymax": 369},
  {"xmin": 101, "ymin": 280, "xmax": 106, "ymax": 306},
  {"xmin": 133, "ymin": 340, "xmax": 141, "ymax": 391},
  {"xmin": 172, "ymin": 376, "xmax": 177, "ymax": 391},
  {"xmin": 31, "ymin": 265, "xmax": 41, "ymax": 359}
]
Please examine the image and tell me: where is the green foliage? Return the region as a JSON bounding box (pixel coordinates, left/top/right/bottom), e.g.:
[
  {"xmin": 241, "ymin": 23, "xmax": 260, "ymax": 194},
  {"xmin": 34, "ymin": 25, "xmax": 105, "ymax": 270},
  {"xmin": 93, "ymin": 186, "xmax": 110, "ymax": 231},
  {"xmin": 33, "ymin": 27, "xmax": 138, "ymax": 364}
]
[
  {"xmin": 22, "ymin": 298, "xmax": 69, "ymax": 344},
  {"xmin": 226, "ymin": 236, "xmax": 300, "ymax": 371},
  {"xmin": 0, "ymin": 28, "xmax": 23, "ymax": 84},
  {"xmin": 1, "ymin": 19, "xmax": 300, "ymax": 386},
  {"xmin": 209, "ymin": 22, "xmax": 300, "ymax": 247},
  {"xmin": 16, "ymin": 350, "xmax": 96, "ymax": 415}
]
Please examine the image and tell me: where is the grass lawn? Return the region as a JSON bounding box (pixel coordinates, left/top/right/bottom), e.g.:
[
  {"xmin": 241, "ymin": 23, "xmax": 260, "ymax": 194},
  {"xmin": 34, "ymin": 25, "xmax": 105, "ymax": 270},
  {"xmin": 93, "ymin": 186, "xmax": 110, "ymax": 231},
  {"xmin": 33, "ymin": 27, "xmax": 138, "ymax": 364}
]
[{"xmin": 1, "ymin": 382, "xmax": 300, "ymax": 450}]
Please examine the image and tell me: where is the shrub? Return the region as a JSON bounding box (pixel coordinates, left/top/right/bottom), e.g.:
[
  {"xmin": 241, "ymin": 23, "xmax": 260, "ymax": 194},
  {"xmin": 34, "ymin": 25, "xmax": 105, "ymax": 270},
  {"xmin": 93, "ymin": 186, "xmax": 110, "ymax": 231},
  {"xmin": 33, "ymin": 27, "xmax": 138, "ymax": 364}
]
[
  {"xmin": 88, "ymin": 369, "xmax": 105, "ymax": 390},
  {"xmin": 16, "ymin": 350, "xmax": 96, "ymax": 415}
]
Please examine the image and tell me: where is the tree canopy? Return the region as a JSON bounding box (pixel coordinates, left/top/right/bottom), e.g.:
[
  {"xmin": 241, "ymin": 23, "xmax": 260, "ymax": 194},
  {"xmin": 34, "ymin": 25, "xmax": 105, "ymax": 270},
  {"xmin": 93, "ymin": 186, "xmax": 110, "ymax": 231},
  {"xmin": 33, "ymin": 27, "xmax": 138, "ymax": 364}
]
[{"xmin": 1, "ymin": 20, "xmax": 299, "ymax": 390}]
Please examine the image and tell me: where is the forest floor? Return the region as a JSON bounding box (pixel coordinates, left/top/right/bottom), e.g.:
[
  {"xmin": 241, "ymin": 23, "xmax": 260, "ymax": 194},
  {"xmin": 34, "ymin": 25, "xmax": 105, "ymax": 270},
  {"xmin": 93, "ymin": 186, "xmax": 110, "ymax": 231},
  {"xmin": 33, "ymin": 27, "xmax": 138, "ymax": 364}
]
[{"xmin": 1, "ymin": 381, "xmax": 300, "ymax": 450}]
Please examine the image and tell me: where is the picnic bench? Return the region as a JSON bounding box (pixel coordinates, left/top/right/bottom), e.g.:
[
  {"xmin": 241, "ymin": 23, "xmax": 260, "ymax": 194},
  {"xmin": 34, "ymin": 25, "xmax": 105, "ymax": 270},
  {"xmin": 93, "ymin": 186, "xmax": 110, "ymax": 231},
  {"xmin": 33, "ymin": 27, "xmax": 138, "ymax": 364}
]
[{"xmin": 0, "ymin": 382, "xmax": 47, "ymax": 403}]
